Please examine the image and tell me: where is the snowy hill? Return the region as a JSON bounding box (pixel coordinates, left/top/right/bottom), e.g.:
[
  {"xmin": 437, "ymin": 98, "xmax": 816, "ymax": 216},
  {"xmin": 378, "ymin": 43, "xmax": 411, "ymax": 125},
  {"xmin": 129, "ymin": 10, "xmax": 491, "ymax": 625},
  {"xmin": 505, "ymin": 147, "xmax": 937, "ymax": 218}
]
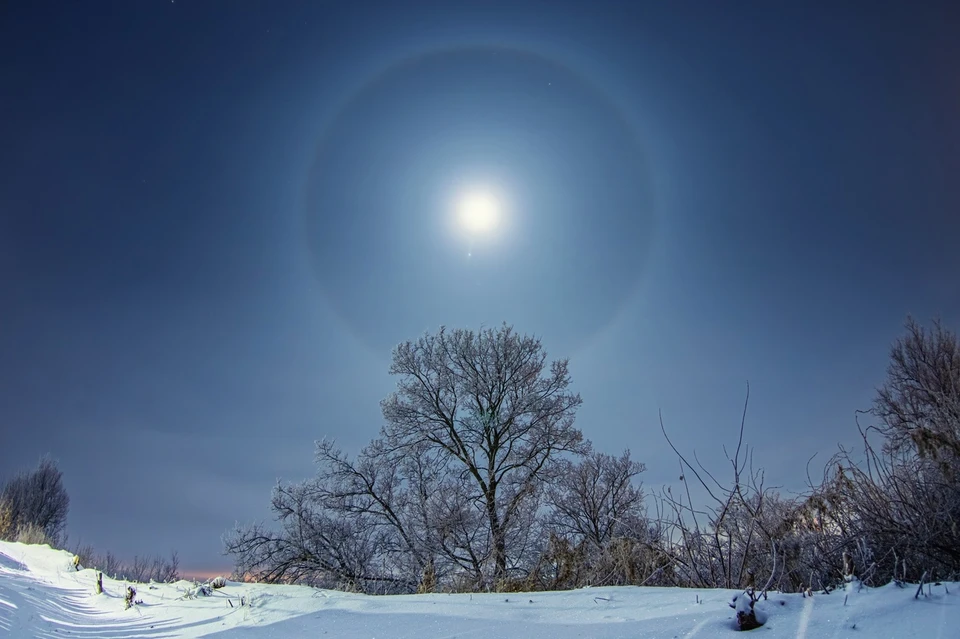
[{"xmin": 2, "ymin": 541, "xmax": 958, "ymax": 638}]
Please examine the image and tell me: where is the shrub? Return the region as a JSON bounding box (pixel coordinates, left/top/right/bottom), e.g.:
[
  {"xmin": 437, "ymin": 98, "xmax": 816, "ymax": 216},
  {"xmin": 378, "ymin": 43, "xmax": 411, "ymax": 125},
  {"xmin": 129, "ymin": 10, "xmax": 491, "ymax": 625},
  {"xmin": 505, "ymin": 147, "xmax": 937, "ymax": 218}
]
[
  {"xmin": 72, "ymin": 543, "xmax": 96, "ymax": 570},
  {"xmin": 15, "ymin": 522, "xmax": 50, "ymax": 546},
  {"xmin": 0, "ymin": 457, "xmax": 70, "ymax": 545},
  {"xmin": 0, "ymin": 499, "xmax": 14, "ymax": 540}
]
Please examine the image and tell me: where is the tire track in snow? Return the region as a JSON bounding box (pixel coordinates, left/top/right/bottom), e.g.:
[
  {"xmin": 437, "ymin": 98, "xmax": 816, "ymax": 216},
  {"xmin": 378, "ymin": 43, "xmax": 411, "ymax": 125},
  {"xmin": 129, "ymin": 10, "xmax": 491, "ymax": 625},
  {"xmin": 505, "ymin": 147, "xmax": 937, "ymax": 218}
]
[
  {"xmin": 795, "ymin": 592, "xmax": 814, "ymax": 639},
  {"xmin": 682, "ymin": 617, "xmax": 711, "ymax": 638}
]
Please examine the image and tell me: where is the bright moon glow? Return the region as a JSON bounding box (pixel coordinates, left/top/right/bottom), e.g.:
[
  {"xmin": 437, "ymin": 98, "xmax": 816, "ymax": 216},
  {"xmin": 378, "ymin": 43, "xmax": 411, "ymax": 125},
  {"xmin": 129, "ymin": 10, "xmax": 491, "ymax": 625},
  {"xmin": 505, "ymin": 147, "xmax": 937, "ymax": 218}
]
[{"xmin": 457, "ymin": 191, "xmax": 501, "ymax": 235}]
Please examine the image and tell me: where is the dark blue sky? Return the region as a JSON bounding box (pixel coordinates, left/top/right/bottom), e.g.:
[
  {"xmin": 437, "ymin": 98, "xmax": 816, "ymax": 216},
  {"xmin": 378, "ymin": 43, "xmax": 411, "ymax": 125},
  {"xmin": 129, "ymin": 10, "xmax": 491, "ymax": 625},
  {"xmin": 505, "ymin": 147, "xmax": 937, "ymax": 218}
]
[{"xmin": 2, "ymin": 1, "xmax": 958, "ymax": 575}]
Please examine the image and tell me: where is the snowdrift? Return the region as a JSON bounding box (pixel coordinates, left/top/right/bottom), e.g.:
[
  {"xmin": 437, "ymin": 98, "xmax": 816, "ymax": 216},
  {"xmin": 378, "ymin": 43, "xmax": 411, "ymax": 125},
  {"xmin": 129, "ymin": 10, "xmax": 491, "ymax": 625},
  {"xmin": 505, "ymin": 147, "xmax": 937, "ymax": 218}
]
[{"xmin": 1, "ymin": 540, "xmax": 957, "ymax": 638}]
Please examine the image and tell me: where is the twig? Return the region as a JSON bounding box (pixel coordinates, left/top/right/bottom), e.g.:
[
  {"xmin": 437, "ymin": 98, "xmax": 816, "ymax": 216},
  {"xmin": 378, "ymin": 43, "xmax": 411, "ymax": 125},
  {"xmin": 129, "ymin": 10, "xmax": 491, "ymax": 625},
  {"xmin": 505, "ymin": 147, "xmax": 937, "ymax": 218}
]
[
  {"xmin": 731, "ymin": 382, "xmax": 750, "ymax": 479},
  {"xmin": 915, "ymin": 570, "xmax": 928, "ymax": 599},
  {"xmin": 759, "ymin": 540, "xmax": 777, "ymax": 598},
  {"xmin": 659, "ymin": 411, "xmax": 722, "ymax": 505}
]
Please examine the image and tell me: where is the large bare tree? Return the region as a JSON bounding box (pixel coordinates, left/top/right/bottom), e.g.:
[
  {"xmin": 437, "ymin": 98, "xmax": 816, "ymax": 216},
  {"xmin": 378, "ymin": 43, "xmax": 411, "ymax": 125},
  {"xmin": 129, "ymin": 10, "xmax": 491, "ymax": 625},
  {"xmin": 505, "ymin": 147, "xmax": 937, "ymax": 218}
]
[
  {"xmin": 381, "ymin": 324, "xmax": 587, "ymax": 584},
  {"xmin": 225, "ymin": 324, "xmax": 588, "ymax": 591}
]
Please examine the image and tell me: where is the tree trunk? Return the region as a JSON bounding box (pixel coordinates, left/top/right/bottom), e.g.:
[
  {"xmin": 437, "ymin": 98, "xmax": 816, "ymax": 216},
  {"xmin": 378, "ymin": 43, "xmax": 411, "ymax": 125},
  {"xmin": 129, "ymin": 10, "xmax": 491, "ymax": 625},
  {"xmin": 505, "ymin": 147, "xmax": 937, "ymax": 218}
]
[
  {"xmin": 493, "ymin": 529, "xmax": 507, "ymax": 584},
  {"xmin": 485, "ymin": 490, "xmax": 507, "ymax": 585}
]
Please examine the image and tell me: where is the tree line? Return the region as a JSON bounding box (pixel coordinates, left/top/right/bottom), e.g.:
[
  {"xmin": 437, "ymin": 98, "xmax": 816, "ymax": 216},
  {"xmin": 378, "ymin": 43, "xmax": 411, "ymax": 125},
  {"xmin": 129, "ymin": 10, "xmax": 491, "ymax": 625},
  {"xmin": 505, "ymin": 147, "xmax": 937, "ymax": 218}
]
[{"xmin": 225, "ymin": 319, "xmax": 960, "ymax": 594}]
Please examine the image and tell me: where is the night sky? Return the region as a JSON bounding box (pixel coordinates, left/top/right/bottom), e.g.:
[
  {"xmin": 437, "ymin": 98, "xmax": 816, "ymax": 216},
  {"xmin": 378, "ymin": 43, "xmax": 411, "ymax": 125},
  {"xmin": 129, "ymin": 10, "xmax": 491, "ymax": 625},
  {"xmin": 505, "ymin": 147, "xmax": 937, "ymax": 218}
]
[{"xmin": 2, "ymin": 1, "xmax": 958, "ymax": 576}]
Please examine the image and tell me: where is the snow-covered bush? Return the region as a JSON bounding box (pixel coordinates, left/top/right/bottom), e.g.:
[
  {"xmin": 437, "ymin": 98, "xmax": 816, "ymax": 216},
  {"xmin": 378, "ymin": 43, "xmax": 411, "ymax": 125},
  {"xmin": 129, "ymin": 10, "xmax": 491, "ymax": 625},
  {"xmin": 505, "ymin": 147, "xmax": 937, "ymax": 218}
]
[
  {"xmin": 180, "ymin": 582, "xmax": 213, "ymax": 599},
  {"xmin": 124, "ymin": 586, "xmax": 141, "ymax": 609},
  {"xmin": 730, "ymin": 589, "xmax": 769, "ymax": 631}
]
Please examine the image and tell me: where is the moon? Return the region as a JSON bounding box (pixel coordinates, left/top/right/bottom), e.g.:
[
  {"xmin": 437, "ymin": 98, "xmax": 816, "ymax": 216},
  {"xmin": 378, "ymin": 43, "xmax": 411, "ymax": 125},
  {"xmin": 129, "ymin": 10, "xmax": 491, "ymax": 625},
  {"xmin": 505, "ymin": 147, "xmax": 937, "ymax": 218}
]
[
  {"xmin": 303, "ymin": 47, "xmax": 656, "ymax": 358},
  {"xmin": 457, "ymin": 190, "xmax": 501, "ymax": 235}
]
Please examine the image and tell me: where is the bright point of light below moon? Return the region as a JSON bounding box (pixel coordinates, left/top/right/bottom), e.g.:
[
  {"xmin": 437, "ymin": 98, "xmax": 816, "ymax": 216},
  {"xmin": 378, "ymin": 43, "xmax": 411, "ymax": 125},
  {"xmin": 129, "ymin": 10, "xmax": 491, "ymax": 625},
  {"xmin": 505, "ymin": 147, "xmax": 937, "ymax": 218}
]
[{"xmin": 457, "ymin": 191, "xmax": 501, "ymax": 235}]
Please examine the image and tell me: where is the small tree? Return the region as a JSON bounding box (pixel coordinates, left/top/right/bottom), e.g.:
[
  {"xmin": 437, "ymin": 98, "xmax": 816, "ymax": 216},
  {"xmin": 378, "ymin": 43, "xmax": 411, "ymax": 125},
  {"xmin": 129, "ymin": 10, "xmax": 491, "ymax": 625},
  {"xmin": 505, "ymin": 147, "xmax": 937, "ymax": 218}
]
[
  {"xmin": 224, "ymin": 479, "xmax": 396, "ymax": 591},
  {"xmin": 151, "ymin": 551, "xmax": 180, "ymax": 583},
  {"xmin": 0, "ymin": 456, "xmax": 70, "ymax": 545},
  {"xmin": 92, "ymin": 551, "xmax": 123, "ymax": 579},
  {"xmin": 543, "ymin": 450, "xmax": 657, "ymax": 587},
  {"xmin": 874, "ymin": 317, "xmax": 960, "ymax": 468},
  {"xmin": 545, "ymin": 450, "xmax": 646, "ymax": 549},
  {"xmin": 128, "ymin": 555, "xmax": 150, "ymax": 583}
]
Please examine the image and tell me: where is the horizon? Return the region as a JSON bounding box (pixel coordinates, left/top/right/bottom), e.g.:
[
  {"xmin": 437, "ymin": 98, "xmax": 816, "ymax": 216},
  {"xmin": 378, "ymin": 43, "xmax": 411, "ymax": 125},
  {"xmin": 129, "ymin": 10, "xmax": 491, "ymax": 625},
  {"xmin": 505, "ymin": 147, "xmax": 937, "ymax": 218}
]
[{"xmin": 2, "ymin": 1, "xmax": 959, "ymax": 576}]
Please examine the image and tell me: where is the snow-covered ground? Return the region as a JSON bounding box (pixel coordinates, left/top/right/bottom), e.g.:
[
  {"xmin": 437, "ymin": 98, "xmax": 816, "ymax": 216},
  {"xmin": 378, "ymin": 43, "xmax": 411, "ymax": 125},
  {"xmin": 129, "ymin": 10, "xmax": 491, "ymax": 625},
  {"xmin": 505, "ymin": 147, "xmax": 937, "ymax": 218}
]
[{"xmin": 2, "ymin": 541, "xmax": 958, "ymax": 638}]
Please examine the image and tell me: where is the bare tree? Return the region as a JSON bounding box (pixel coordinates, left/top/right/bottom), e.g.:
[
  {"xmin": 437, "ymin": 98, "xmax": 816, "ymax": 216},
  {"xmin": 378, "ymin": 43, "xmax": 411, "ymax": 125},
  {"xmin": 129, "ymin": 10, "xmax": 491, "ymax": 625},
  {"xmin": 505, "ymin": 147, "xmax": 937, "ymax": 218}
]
[
  {"xmin": 874, "ymin": 317, "xmax": 960, "ymax": 469},
  {"xmin": 224, "ymin": 325, "xmax": 670, "ymax": 592},
  {"xmin": 380, "ymin": 324, "xmax": 587, "ymax": 585},
  {"xmin": 226, "ymin": 324, "xmax": 588, "ymax": 592},
  {"xmin": 537, "ymin": 450, "xmax": 661, "ymax": 588},
  {"xmin": 93, "ymin": 550, "xmax": 124, "ymax": 579},
  {"xmin": 127, "ymin": 555, "xmax": 150, "ymax": 583},
  {"xmin": 545, "ymin": 450, "xmax": 646, "ymax": 549},
  {"xmin": 0, "ymin": 456, "xmax": 70, "ymax": 545},
  {"xmin": 310, "ymin": 437, "xmax": 446, "ymax": 590},
  {"xmin": 224, "ymin": 478, "xmax": 394, "ymax": 591},
  {"xmin": 150, "ymin": 551, "xmax": 180, "ymax": 583},
  {"xmin": 226, "ymin": 435, "xmax": 456, "ymax": 592}
]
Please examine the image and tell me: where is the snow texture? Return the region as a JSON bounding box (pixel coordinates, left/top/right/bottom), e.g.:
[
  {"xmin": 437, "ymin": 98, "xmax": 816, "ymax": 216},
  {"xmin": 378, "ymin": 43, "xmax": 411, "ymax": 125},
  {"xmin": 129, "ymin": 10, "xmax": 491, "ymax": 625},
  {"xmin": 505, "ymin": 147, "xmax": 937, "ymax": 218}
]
[{"xmin": 1, "ymin": 540, "xmax": 958, "ymax": 638}]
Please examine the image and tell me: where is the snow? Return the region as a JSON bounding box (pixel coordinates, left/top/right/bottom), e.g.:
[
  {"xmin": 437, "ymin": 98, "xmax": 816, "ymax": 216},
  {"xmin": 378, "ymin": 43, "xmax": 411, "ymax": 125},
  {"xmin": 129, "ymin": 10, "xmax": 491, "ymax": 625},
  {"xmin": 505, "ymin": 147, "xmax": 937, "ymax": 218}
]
[{"xmin": 2, "ymin": 541, "xmax": 958, "ymax": 638}]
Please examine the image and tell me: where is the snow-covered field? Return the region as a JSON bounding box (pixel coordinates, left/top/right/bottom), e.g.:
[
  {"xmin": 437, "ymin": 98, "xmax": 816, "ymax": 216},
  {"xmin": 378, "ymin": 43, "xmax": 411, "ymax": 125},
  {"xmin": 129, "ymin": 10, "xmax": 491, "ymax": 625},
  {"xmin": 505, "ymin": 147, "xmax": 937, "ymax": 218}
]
[{"xmin": 2, "ymin": 541, "xmax": 958, "ymax": 638}]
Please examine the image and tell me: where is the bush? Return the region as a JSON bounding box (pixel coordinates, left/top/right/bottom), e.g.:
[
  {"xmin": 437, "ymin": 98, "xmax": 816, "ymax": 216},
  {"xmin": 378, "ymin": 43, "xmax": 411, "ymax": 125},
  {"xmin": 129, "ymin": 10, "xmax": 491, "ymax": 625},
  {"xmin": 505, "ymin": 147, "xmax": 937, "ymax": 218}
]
[
  {"xmin": 90, "ymin": 550, "xmax": 124, "ymax": 579},
  {"xmin": 180, "ymin": 583, "xmax": 213, "ymax": 599},
  {"xmin": 0, "ymin": 456, "xmax": 70, "ymax": 545},
  {"xmin": 88, "ymin": 550, "xmax": 180, "ymax": 583},
  {"xmin": 15, "ymin": 522, "xmax": 50, "ymax": 546},
  {"xmin": 823, "ymin": 318, "xmax": 960, "ymax": 583},
  {"xmin": 875, "ymin": 317, "xmax": 960, "ymax": 466},
  {"xmin": 124, "ymin": 586, "xmax": 139, "ymax": 609},
  {"xmin": 72, "ymin": 543, "xmax": 96, "ymax": 570},
  {"xmin": 0, "ymin": 499, "xmax": 14, "ymax": 540}
]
